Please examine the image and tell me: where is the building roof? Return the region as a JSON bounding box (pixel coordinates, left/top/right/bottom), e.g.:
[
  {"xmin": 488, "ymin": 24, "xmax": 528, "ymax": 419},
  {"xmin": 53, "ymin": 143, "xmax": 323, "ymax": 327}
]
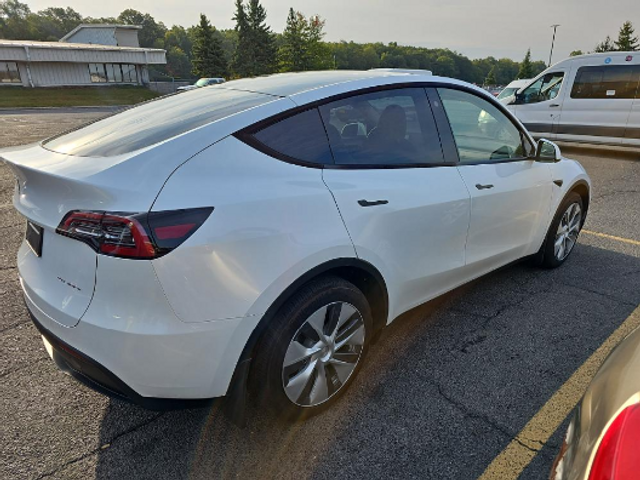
[
  {"xmin": 60, "ymin": 24, "xmax": 142, "ymax": 42},
  {"xmin": 0, "ymin": 38, "xmax": 163, "ymax": 54}
]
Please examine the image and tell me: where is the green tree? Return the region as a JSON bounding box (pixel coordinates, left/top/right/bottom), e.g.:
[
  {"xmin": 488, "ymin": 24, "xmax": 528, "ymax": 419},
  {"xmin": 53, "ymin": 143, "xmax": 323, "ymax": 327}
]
[
  {"xmin": 517, "ymin": 49, "xmax": 533, "ymax": 79},
  {"xmin": 278, "ymin": 8, "xmax": 308, "ymax": 71},
  {"xmin": 34, "ymin": 7, "xmax": 83, "ymax": 40},
  {"xmin": 166, "ymin": 46, "xmax": 191, "ymax": 78},
  {"xmin": 305, "ymin": 14, "xmax": 331, "ymax": 69},
  {"xmin": 191, "ymin": 14, "xmax": 227, "ymax": 78},
  {"xmin": 615, "ymin": 21, "xmax": 639, "ymax": 51},
  {"xmin": 231, "ymin": 0, "xmax": 251, "ymax": 76},
  {"xmin": 232, "ymin": 0, "xmax": 277, "ymax": 77},
  {"xmin": 0, "ymin": 0, "xmax": 32, "ymax": 39},
  {"xmin": 569, "ymin": 50, "xmax": 584, "ymax": 57},
  {"xmin": 594, "ymin": 35, "xmax": 616, "ymax": 53},
  {"xmin": 434, "ymin": 55, "xmax": 457, "ymax": 77},
  {"xmin": 485, "ymin": 66, "xmax": 497, "ymax": 86},
  {"xmin": 279, "ymin": 9, "xmax": 331, "ymax": 72},
  {"xmin": 117, "ymin": 9, "xmax": 166, "ymax": 48},
  {"xmin": 246, "ymin": 0, "xmax": 277, "ymax": 74}
]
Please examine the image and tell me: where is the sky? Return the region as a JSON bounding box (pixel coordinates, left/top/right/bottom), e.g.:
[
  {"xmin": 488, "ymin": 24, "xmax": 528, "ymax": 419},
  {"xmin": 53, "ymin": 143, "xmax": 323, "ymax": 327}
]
[{"xmin": 25, "ymin": 0, "xmax": 640, "ymax": 62}]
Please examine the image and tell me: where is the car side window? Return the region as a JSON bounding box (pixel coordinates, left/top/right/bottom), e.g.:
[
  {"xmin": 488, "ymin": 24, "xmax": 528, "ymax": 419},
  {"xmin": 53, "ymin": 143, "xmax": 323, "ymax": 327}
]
[
  {"xmin": 519, "ymin": 72, "xmax": 565, "ymax": 104},
  {"xmin": 251, "ymin": 108, "xmax": 333, "ymax": 165},
  {"xmin": 318, "ymin": 88, "xmax": 444, "ymax": 165},
  {"xmin": 571, "ymin": 66, "xmax": 640, "ymax": 99},
  {"xmin": 437, "ymin": 88, "xmax": 532, "ymax": 163}
]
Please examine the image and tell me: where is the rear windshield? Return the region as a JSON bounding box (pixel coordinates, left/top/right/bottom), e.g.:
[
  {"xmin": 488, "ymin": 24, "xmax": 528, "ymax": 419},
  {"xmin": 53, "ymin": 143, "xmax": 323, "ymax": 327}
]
[{"xmin": 44, "ymin": 88, "xmax": 274, "ymax": 157}]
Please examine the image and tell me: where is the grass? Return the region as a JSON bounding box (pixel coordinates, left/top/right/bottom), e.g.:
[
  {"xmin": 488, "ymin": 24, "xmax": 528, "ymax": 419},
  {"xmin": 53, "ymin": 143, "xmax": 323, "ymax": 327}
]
[{"xmin": 0, "ymin": 86, "xmax": 160, "ymax": 108}]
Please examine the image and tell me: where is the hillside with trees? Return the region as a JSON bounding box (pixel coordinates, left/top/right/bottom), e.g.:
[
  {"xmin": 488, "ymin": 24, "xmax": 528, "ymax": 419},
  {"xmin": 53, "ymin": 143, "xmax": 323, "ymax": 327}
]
[{"xmin": 1, "ymin": 0, "xmax": 549, "ymax": 85}]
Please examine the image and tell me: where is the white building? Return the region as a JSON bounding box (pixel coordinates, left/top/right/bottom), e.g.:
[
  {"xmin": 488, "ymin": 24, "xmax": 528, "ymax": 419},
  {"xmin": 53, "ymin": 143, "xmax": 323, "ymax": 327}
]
[{"xmin": 0, "ymin": 24, "xmax": 166, "ymax": 88}]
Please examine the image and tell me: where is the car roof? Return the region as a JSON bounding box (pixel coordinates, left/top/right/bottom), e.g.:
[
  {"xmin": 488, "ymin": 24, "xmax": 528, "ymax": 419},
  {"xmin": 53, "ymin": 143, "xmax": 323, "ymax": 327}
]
[{"xmin": 218, "ymin": 70, "xmax": 435, "ymax": 98}]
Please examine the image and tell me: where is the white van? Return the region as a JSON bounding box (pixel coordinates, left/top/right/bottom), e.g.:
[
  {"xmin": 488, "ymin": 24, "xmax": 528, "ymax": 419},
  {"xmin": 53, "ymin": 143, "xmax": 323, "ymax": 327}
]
[
  {"xmin": 505, "ymin": 52, "xmax": 640, "ymax": 147},
  {"xmin": 497, "ymin": 79, "xmax": 531, "ymax": 103}
]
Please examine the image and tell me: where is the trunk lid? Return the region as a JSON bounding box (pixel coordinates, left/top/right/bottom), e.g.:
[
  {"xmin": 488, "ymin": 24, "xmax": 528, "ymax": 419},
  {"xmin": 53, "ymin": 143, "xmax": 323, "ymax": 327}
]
[{"xmin": 1, "ymin": 142, "xmax": 190, "ymax": 327}]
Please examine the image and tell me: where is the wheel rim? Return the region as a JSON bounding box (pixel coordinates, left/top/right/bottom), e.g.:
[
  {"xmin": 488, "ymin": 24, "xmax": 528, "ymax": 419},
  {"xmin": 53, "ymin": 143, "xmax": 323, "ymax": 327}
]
[
  {"xmin": 282, "ymin": 301, "xmax": 366, "ymax": 407},
  {"xmin": 555, "ymin": 202, "xmax": 582, "ymax": 261}
]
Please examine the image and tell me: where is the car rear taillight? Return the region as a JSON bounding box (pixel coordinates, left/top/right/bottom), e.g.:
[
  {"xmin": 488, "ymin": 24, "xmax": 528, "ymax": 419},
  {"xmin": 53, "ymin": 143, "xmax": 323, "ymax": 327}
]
[
  {"xmin": 588, "ymin": 403, "xmax": 640, "ymax": 480},
  {"xmin": 56, "ymin": 208, "xmax": 213, "ymax": 259}
]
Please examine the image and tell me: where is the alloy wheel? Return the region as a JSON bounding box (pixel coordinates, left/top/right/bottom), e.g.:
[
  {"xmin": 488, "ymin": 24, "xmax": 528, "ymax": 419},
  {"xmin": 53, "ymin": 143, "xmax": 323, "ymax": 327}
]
[
  {"xmin": 282, "ymin": 301, "xmax": 365, "ymax": 407},
  {"xmin": 555, "ymin": 202, "xmax": 582, "ymax": 261}
]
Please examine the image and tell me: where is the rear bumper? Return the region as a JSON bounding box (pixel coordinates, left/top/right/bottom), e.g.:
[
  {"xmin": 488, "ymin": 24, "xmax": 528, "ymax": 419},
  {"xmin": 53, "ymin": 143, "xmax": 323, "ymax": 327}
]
[
  {"xmin": 29, "ymin": 309, "xmax": 214, "ymax": 410},
  {"xmin": 20, "ymin": 252, "xmax": 255, "ymax": 401}
]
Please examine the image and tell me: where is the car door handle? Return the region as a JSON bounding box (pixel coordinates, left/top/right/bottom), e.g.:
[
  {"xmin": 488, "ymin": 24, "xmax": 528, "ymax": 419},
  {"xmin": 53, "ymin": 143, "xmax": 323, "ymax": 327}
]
[
  {"xmin": 475, "ymin": 184, "xmax": 494, "ymax": 190},
  {"xmin": 358, "ymin": 199, "xmax": 389, "ymax": 207},
  {"xmin": 549, "ymin": 104, "xmax": 560, "ymax": 108}
]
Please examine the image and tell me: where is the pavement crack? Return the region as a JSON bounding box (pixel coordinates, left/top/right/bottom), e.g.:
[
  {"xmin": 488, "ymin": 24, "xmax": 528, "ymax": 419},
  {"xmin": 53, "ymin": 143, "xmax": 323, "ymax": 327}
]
[
  {"xmin": 433, "ymin": 382, "xmax": 543, "ymax": 454},
  {"xmin": 563, "ymin": 282, "xmax": 638, "ymax": 307},
  {"xmin": 33, "ymin": 411, "xmax": 166, "ymax": 479}
]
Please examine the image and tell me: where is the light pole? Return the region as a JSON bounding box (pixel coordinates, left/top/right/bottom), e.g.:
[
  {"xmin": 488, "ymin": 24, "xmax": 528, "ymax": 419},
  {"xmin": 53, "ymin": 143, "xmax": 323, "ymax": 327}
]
[{"xmin": 549, "ymin": 24, "xmax": 560, "ymax": 66}]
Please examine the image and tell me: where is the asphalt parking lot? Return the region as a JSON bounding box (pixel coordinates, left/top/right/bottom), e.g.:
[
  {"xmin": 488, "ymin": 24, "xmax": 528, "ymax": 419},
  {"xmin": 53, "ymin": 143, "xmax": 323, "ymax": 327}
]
[{"xmin": 1, "ymin": 108, "xmax": 640, "ymax": 480}]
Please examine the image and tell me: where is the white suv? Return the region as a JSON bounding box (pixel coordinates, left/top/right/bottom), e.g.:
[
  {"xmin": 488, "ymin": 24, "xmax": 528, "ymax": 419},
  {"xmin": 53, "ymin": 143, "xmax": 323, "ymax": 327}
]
[{"xmin": 1, "ymin": 70, "xmax": 590, "ymax": 418}]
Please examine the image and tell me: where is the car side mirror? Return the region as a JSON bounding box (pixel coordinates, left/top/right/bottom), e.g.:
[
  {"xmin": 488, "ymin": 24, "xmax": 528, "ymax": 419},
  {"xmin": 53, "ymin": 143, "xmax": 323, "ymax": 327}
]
[
  {"xmin": 513, "ymin": 92, "xmax": 523, "ymax": 105},
  {"xmin": 535, "ymin": 138, "xmax": 561, "ymax": 163}
]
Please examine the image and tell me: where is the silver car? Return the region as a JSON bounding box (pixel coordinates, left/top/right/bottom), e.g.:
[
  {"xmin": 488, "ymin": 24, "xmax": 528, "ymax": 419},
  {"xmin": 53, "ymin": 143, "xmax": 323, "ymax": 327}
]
[{"xmin": 550, "ymin": 325, "xmax": 640, "ymax": 480}]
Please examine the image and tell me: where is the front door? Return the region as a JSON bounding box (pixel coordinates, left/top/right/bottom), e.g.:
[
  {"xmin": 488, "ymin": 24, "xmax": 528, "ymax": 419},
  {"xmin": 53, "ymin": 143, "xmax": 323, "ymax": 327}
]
[
  {"xmin": 436, "ymin": 87, "xmax": 553, "ymax": 274},
  {"xmin": 511, "ymin": 70, "xmax": 567, "ymax": 139},
  {"xmin": 320, "ymin": 87, "xmax": 471, "ymax": 319}
]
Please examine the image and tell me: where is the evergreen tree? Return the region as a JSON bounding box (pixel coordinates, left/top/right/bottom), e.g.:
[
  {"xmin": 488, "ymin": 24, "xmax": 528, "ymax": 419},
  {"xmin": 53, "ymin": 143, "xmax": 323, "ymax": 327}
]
[
  {"xmin": 517, "ymin": 49, "xmax": 533, "ymax": 79},
  {"xmin": 485, "ymin": 66, "xmax": 497, "ymax": 86},
  {"xmin": 594, "ymin": 35, "xmax": 616, "ymax": 53},
  {"xmin": 615, "ymin": 21, "xmax": 639, "ymax": 51},
  {"xmin": 247, "ymin": 0, "xmax": 277, "ymax": 75},
  {"xmin": 279, "ymin": 8, "xmax": 308, "ymax": 71},
  {"xmin": 231, "ymin": 0, "xmax": 251, "ymax": 77},
  {"xmin": 191, "ymin": 14, "xmax": 227, "ymax": 78},
  {"xmin": 231, "ymin": 0, "xmax": 276, "ymax": 77},
  {"xmin": 278, "ymin": 9, "xmax": 330, "ymax": 72}
]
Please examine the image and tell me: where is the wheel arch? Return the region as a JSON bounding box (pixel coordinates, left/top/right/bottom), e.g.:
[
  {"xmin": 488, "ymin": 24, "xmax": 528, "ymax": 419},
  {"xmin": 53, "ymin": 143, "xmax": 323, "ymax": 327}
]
[
  {"xmin": 568, "ymin": 179, "xmax": 590, "ymax": 225},
  {"xmin": 225, "ymin": 258, "xmax": 389, "ymax": 407}
]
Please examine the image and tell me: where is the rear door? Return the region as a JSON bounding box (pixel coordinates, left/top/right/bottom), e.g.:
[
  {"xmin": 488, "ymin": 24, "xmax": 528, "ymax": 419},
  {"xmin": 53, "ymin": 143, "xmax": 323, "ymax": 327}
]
[
  {"xmin": 558, "ymin": 63, "xmax": 637, "ymax": 146},
  {"xmin": 435, "ymin": 87, "xmax": 553, "ymax": 273},
  {"xmin": 320, "ymin": 87, "xmax": 471, "ymax": 318},
  {"xmin": 511, "ymin": 70, "xmax": 568, "ymax": 139}
]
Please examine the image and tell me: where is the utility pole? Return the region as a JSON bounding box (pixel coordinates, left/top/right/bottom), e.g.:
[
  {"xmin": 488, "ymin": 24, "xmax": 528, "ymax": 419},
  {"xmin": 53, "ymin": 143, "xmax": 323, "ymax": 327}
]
[{"xmin": 549, "ymin": 24, "xmax": 560, "ymax": 66}]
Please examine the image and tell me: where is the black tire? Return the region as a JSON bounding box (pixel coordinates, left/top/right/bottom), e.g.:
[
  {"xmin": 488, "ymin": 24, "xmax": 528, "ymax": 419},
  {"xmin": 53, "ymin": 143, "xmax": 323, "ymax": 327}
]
[
  {"xmin": 250, "ymin": 275, "xmax": 373, "ymax": 420},
  {"xmin": 536, "ymin": 191, "xmax": 584, "ymax": 268}
]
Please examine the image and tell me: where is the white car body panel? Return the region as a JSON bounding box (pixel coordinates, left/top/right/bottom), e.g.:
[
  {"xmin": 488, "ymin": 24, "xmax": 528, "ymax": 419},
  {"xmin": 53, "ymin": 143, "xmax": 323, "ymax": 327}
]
[
  {"xmin": 1, "ymin": 70, "xmax": 592, "ymax": 402},
  {"xmin": 456, "ymin": 160, "xmax": 553, "ymax": 268},
  {"xmin": 151, "ymin": 137, "xmax": 356, "ymax": 323},
  {"xmin": 323, "ymin": 167, "xmax": 470, "ymax": 320}
]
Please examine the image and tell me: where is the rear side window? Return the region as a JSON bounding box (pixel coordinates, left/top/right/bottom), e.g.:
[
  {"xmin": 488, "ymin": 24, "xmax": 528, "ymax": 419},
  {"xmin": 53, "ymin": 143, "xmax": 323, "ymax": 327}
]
[
  {"xmin": 44, "ymin": 88, "xmax": 272, "ymax": 157},
  {"xmin": 571, "ymin": 65, "xmax": 640, "ymax": 99},
  {"xmin": 250, "ymin": 108, "xmax": 333, "ymax": 165},
  {"xmin": 318, "ymin": 88, "xmax": 444, "ymax": 166}
]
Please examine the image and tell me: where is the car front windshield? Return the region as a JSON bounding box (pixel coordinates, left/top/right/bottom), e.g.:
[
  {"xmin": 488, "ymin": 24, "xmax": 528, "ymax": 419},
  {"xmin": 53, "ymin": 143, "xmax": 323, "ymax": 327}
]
[
  {"xmin": 497, "ymin": 88, "xmax": 517, "ymax": 100},
  {"xmin": 195, "ymin": 78, "xmax": 210, "ymax": 87}
]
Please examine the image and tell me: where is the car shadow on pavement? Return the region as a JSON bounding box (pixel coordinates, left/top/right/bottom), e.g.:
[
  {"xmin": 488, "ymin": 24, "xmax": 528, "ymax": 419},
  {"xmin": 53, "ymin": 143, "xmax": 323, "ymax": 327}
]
[{"xmin": 92, "ymin": 243, "xmax": 640, "ymax": 480}]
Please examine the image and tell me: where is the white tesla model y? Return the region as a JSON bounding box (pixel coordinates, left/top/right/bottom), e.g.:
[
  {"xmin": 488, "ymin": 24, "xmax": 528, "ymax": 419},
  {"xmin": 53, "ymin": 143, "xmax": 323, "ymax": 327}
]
[{"xmin": 1, "ymin": 70, "xmax": 591, "ymax": 418}]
